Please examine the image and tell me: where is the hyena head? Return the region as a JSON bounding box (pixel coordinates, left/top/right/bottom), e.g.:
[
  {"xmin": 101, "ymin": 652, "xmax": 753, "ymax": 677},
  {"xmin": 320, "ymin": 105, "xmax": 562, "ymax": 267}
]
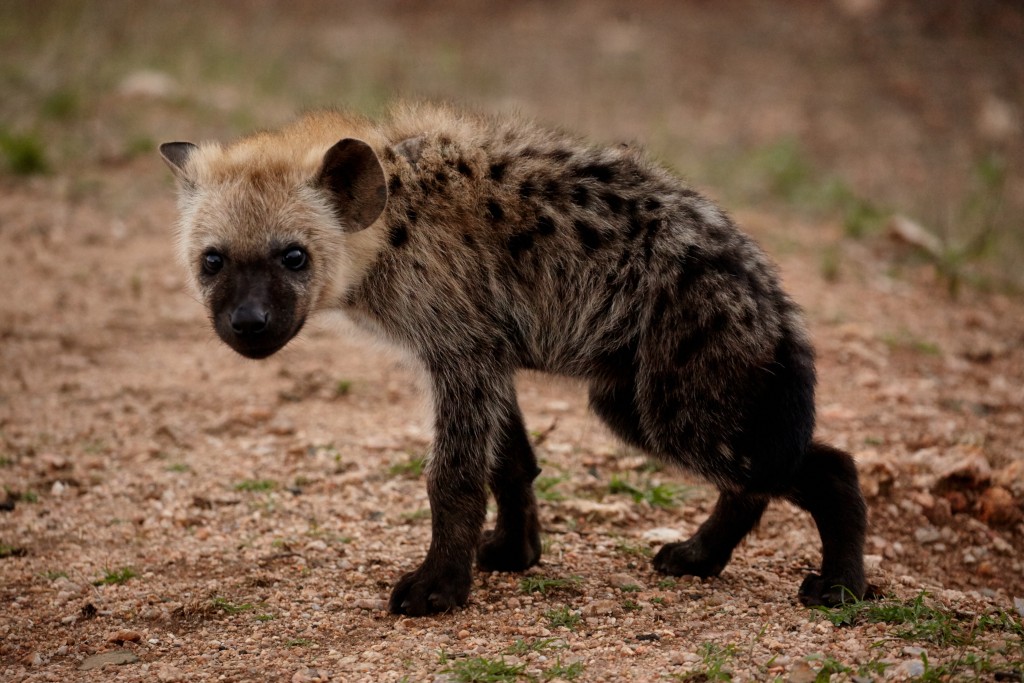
[{"xmin": 159, "ymin": 132, "xmax": 388, "ymax": 359}]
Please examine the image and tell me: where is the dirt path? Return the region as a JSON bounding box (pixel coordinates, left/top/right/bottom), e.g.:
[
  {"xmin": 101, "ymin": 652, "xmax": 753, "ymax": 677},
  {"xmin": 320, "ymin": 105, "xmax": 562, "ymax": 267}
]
[{"xmin": 2, "ymin": 2, "xmax": 1023, "ymax": 681}]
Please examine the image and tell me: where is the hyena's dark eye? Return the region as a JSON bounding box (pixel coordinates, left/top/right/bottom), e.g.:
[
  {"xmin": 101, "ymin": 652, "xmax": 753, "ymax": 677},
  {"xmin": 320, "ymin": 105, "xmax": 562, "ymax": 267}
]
[
  {"xmin": 282, "ymin": 247, "xmax": 308, "ymax": 271},
  {"xmin": 202, "ymin": 251, "xmax": 224, "ymax": 275}
]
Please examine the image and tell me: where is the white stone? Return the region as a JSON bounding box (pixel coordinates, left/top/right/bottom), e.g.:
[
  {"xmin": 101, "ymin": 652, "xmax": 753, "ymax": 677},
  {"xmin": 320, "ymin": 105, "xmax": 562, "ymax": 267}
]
[{"xmin": 642, "ymin": 527, "xmax": 683, "ymax": 544}]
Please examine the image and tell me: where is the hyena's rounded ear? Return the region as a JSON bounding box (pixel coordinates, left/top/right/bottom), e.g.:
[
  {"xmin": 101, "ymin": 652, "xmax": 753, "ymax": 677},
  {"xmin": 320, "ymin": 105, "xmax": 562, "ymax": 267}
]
[
  {"xmin": 317, "ymin": 138, "xmax": 387, "ymax": 232},
  {"xmin": 159, "ymin": 142, "xmax": 199, "ymax": 185}
]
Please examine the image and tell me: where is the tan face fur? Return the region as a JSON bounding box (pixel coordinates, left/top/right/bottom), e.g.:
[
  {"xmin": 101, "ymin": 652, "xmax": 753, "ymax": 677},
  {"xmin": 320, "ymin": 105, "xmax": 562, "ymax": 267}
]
[{"xmin": 160, "ymin": 113, "xmax": 389, "ymax": 358}]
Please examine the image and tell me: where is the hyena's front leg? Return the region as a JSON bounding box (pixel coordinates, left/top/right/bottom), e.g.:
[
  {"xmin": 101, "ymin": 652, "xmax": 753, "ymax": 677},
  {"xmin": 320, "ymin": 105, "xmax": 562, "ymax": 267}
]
[
  {"xmin": 388, "ymin": 370, "xmax": 503, "ymax": 616},
  {"xmin": 477, "ymin": 405, "xmax": 542, "ymax": 572}
]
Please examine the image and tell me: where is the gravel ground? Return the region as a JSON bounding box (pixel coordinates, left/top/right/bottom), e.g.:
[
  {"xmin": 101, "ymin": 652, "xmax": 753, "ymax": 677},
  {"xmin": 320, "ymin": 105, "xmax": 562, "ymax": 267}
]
[
  {"xmin": 2, "ymin": 2, "xmax": 1023, "ymax": 681},
  {"xmin": 1, "ymin": 177, "xmax": 1021, "ymax": 681}
]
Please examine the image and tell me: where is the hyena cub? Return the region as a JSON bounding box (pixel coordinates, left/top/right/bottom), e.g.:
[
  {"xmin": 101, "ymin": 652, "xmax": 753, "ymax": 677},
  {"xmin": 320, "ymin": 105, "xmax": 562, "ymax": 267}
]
[{"xmin": 160, "ymin": 104, "xmax": 867, "ymax": 616}]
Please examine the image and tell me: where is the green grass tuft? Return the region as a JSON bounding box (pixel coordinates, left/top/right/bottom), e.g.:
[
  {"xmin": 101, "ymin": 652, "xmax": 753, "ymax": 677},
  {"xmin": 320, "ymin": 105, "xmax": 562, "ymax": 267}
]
[
  {"xmin": 211, "ymin": 597, "xmax": 255, "ymax": 614},
  {"xmin": 880, "ymin": 330, "xmax": 941, "ymax": 356},
  {"xmin": 0, "ymin": 129, "xmax": 48, "ymax": 175},
  {"xmin": 441, "ymin": 656, "xmax": 527, "ymax": 682},
  {"xmin": 519, "ymin": 574, "xmax": 582, "ymax": 596},
  {"xmin": 0, "ymin": 542, "xmax": 27, "ymax": 558},
  {"xmin": 94, "ymin": 566, "xmax": 137, "ymax": 586},
  {"xmin": 234, "ymin": 479, "xmax": 276, "ymax": 492},
  {"xmin": 41, "ymin": 89, "xmax": 79, "ymax": 119},
  {"xmin": 389, "ymin": 454, "xmax": 426, "ymax": 478},
  {"xmin": 815, "ymin": 591, "xmax": 1024, "ymax": 651},
  {"xmin": 503, "ymin": 637, "xmax": 565, "ymax": 655},
  {"xmin": 608, "ymin": 475, "xmax": 686, "ymax": 508},
  {"xmin": 615, "ymin": 540, "xmax": 653, "ymax": 559},
  {"xmin": 125, "ymin": 135, "xmax": 156, "ymax": 158},
  {"xmin": 544, "ymin": 659, "xmax": 585, "ymax": 680},
  {"xmin": 544, "ymin": 605, "xmax": 582, "ymax": 630},
  {"xmin": 674, "ymin": 642, "xmax": 737, "ymax": 681},
  {"xmin": 535, "ymin": 475, "xmax": 567, "ymax": 501}
]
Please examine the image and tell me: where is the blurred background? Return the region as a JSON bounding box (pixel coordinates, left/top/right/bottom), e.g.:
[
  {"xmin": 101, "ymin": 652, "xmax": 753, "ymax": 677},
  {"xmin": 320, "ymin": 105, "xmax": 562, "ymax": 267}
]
[{"xmin": 1, "ymin": 0, "xmax": 1022, "ymax": 291}]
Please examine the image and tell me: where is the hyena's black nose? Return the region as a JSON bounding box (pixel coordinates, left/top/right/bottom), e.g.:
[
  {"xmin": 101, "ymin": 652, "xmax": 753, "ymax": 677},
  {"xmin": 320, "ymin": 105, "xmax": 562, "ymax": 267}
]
[{"xmin": 230, "ymin": 305, "xmax": 270, "ymax": 335}]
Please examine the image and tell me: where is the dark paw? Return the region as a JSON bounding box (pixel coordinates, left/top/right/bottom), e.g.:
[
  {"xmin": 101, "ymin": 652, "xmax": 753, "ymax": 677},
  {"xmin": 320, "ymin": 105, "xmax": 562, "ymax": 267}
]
[
  {"xmin": 477, "ymin": 527, "xmax": 541, "ymax": 572},
  {"xmin": 652, "ymin": 540, "xmax": 728, "ymax": 578},
  {"xmin": 797, "ymin": 572, "xmax": 867, "ymax": 607},
  {"xmin": 388, "ymin": 563, "xmax": 472, "ymax": 616}
]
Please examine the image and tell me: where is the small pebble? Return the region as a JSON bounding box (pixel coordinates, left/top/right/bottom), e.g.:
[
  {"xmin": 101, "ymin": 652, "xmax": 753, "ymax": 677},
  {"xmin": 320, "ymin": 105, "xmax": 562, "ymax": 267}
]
[{"xmin": 106, "ymin": 630, "xmax": 142, "ymax": 643}]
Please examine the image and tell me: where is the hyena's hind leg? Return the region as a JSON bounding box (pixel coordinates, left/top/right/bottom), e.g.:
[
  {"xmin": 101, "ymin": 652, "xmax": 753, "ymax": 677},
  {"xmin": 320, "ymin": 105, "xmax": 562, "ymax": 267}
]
[
  {"xmin": 652, "ymin": 491, "xmax": 769, "ymax": 579},
  {"xmin": 590, "ymin": 378, "xmax": 769, "ymax": 580},
  {"xmin": 476, "ymin": 405, "xmax": 542, "ymax": 572},
  {"xmin": 787, "ymin": 441, "xmax": 867, "ymax": 606}
]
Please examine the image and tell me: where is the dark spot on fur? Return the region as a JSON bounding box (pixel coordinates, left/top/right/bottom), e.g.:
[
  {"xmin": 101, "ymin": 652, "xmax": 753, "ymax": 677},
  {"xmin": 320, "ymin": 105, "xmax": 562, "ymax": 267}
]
[
  {"xmin": 674, "ymin": 331, "xmax": 706, "ymax": 365},
  {"xmin": 507, "ymin": 232, "xmax": 534, "ymax": 258},
  {"xmin": 616, "ymin": 248, "xmax": 633, "ymax": 271},
  {"xmin": 601, "ymin": 191, "xmax": 625, "ymax": 214},
  {"xmin": 651, "ymin": 290, "xmax": 670, "ymax": 327},
  {"xmin": 406, "ymin": 207, "xmax": 418, "ymax": 224},
  {"xmin": 463, "ymin": 233, "xmax": 476, "ymax": 247},
  {"xmin": 413, "ymin": 260, "xmax": 426, "ymax": 272},
  {"xmin": 574, "ymin": 219, "xmax": 602, "ymax": 251},
  {"xmin": 389, "ymin": 223, "xmax": 409, "ymax": 248},
  {"xmin": 709, "ymin": 311, "xmax": 730, "ymax": 333},
  {"xmin": 489, "ymin": 161, "xmax": 508, "ymax": 182},
  {"xmin": 388, "ymin": 175, "xmax": 403, "ymax": 194},
  {"xmin": 548, "ymin": 149, "xmax": 572, "ymax": 162},
  {"xmin": 381, "ymin": 147, "xmax": 397, "ymax": 162},
  {"xmin": 543, "ymin": 179, "xmax": 562, "ymax": 201},
  {"xmin": 571, "ymin": 185, "xmax": 590, "ymax": 208},
  {"xmin": 434, "ymin": 170, "xmax": 448, "ymax": 185},
  {"xmin": 578, "ymin": 162, "xmax": 615, "ymax": 183},
  {"xmin": 486, "ymin": 200, "xmax": 505, "ymax": 222},
  {"xmin": 438, "ymin": 135, "xmax": 453, "ymax": 146},
  {"xmin": 644, "ymin": 197, "xmax": 661, "ymax": 211},
  {"xmin": 676, "ymin": 247, "xmax": 708, "ymax": 293},
  {"xmin": 707, "ymin": 225, "xmax": 730, "ymax": 242},
  {"xmin": 456, "ymin": 160, "xmax": 474, "ymax": 178},
  {"xmin": 518, "ymin": 179, "xmax": 536, "ymax": 200},
  {"xmin": 641, "ymin": 220, "xmax": 662, "ymax": 262},
  {"xmin": 625, "ymin": 200, "xmax": 644, "ymax": 240},
  {"xmin": 719, "ymin": 251, "xmax": 747, "ymax": 279},
  {"xmin": 536, "ymin": 215, "xmax": 556, "ymax": 236}
]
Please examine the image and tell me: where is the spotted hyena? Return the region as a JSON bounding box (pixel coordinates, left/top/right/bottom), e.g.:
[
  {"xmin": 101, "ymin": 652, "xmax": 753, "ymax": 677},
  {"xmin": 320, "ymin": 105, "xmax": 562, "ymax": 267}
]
[{"xmin": 160, "ymin": 103, "xmax": 867, "ymax": 616}]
